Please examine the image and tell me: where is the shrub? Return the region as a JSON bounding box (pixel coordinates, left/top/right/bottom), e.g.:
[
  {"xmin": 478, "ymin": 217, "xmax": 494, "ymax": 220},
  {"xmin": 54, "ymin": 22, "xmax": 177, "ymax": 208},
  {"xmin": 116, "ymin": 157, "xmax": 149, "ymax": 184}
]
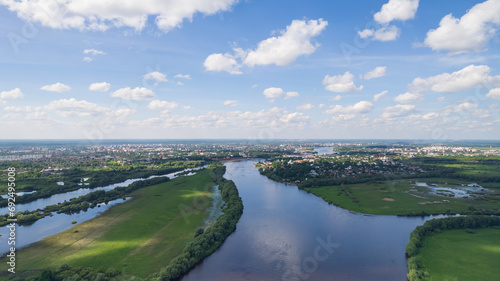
[{"xmin": 105, "ymin": 268, "xmax": 121, "ymax": 277}]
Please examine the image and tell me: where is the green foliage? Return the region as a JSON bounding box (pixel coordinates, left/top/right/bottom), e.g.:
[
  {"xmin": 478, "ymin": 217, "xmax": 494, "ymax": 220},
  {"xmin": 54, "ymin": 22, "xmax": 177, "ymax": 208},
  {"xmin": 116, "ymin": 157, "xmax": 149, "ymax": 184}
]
[
  {"xmin": 33, "ymin": 265, "xmax": 115, "ymax": 281},
  {"xmin": 40, "ymin": 269, "xmax": 56, "ymax": 281},
  {"xmin": 104, "ymin": 268, "xmax": 120, "ymax": 277}
]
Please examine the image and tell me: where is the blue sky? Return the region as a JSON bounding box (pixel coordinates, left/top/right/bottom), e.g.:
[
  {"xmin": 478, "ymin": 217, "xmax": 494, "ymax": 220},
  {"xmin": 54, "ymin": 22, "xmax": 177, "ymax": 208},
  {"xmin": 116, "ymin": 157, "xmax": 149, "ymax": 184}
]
[{"xmin": 1, "ymin": 0, "xmax": 500, "ymax": 140}]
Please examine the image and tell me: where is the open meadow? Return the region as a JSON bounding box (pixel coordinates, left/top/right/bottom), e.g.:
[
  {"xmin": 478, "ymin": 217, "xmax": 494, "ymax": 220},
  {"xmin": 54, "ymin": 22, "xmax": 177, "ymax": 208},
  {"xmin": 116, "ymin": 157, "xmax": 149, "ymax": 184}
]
[
  {"xmin": 418, "ymin": 227, "xmax": 500, "ymax": 281},
  {"xmin": 3, "ymin": 170, "xmax": 216, "ymax": 279}
]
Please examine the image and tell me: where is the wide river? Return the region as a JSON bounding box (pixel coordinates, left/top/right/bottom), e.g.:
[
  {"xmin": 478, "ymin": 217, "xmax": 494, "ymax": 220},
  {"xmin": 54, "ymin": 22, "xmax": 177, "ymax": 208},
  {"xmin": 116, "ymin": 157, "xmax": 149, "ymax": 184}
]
[
  {"xmin": 2, "ymin": 150, "xmax": 444, "ymax": 280},
  {"xmin": 182, "ymin": 154, "xmax": 444, "ymax": 281}
]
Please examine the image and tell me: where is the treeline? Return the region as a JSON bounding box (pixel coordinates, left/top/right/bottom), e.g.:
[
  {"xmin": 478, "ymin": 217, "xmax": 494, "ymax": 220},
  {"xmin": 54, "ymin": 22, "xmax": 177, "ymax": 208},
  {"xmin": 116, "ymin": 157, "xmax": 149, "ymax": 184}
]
[
  {"xmin": 408, "ymin": 156, "xmax": 500, "ymax": 183},
  {"xmin": 450, "ymin": 172, "xmax": 500, "ymax": 184},
  {"xmin": 297, "ymin": 167, "xmax": 454, "ymax": 188},
  {"xmin": 150, "ymin": 162, "xmax": 243, "ymax": 281},
  {"xmin": 0, "ymin": 161, "xmax": 206, "ymax": 207},
  {"xmin": 405, "ymin": 216, "xmax": 500, "ymax": 281},
  {"xmin": 259, "ymin": 161, "xmax": 456, "ymax": 189},
  {"xmin": 16, "ymin": 264, "xmax": 123, "ymax": 281},
  {"xmin": 0, "ymin": 177, "xmax": 171, "ymax": 227},
  {"xmin": 410, "ymin": 156, "xmax": 500, "ymax": 165},
  {"xmin": 0, "ymin": 210, "xmax": 50, "ymax": 226},
  {"xmin": 260, "ymin": 162, "xmax": 312, "ymax": 183}
]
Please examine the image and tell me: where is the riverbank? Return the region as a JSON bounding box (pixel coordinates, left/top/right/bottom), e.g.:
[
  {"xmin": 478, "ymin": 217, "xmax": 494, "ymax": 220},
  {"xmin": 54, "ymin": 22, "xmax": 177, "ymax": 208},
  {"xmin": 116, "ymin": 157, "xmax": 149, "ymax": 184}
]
[{"xmin": 0, "ymin": 169, "xmax": 218, "ymax": 279}]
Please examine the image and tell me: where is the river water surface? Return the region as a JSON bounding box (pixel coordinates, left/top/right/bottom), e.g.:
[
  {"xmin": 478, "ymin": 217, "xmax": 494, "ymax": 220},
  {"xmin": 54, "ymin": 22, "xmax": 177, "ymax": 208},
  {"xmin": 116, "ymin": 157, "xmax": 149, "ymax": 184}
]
[
  {"xmin": 2, "ymin": 152, "xmax": 444, "ymax": 280},
  {"xmin": 182, "ymin": 156, "xmax": 444, "ymax": 281}
]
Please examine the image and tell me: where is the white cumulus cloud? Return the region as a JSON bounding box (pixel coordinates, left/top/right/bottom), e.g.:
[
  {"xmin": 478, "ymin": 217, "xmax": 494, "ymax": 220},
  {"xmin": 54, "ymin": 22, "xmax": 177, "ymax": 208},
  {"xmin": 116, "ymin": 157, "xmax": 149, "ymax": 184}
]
[
  {"xmin": 0, "ymin": 0, "xmax": 238, "ymax": 32},
  {"xmin": 263, "ymin": 87, "xmax": 284, "ymax": 99},
  {"xmin": 364, "ymin": 66, "xmax": 387, "ymax": 80},
  {"xmin": 243, "ymin": 19, "xmax": 328, "ymax": 67},
  {"xmin": 372, "ymin": 25, "xmax": 400, "ymax": 41},
  {"xmin": 296, "ymin": 104, "xmax": 314, "ymax": 111},
  {"xmin": 41, "ymin": 83, "xmax": 71, "ymax": 93},
  {"xmin": 262, "ymin": 87, "xmax": 299, "ymax": 101},
  {"xmin": 0, "ymin": 88, "xmax": 24, "ymax": 100},
  {"xmin": 143, "ymin": 71, "xmax": 168, "ymax": 82},
  {"xmin": 148, "ymin": 100, "xmax": 179, "ymax": 111},
  {"xmin": 204, "ymin": 53, "xmax": 242, "ymax": 75},
  {"xmin": 373, "ymin": 90, "xmax": 388, "ymax": 101},
  {"xmin": 204, "ymin": 18, "xmax": 327, "ymax": 74},
  {"xmin": 359, "ymin": 0, "xmax": 418, "ymax": 42},
  {"xmin": 89, "ymin": 82, "xmax": 110, "ymax": 92},
  {"xmin": 394, "ymin": 92, "xmax": 423, "ymax": 103},
  {"xmin": 374, "ymin": 0, "xmax": 419, "ymax": 24},
  {"xmin": 111, "ymin": 87, "xmax": 155, "ymax": 100},
  {"xmin": 424, "ymin": 0, "xmax": 500, "ymax": 54},
  {"xmin": 325, "ymin": 101, "xmax": 373, "ymax": 115},
  {"xmin": 83, "ymin": 48, "xmax": 105, "ymax": 55},
  {"xmin": 358, "ymin": 29, "xmax": 374, "ymax": 38},
  {"xmin": 442, "ymin": 102, "xmax": 478, "ymax": 115},
  {"xmin": 174, "ymin": 74, "xmax": 191, "ymax": 79},
  {"xmin": 323, "ymin": 72, "xmax": 363, "ymax": 93},
  {"xmin": 223, "ymin": 100, "xmax": 239, "ymax": 107},
  {"xmin": 487, "ymin": 88, "xmax": 500, "ymax": 100},
  {"xmin": 409, "ymin": 64, "xmax": 500, "ymax": 94},
  {"xmin": 330, "ymin": 95, "xmax": 342, "ymax": 101},
  {"xmin": 45, "ymin": 98, "xmax": 108, "ymax": 117},
  {"xmin": 381, "ymin": 104, "xmax": 416, "ymax": 119},
  {"xmin": 284, "ymin": 92, "xmax": 299, "ymax": 99}
]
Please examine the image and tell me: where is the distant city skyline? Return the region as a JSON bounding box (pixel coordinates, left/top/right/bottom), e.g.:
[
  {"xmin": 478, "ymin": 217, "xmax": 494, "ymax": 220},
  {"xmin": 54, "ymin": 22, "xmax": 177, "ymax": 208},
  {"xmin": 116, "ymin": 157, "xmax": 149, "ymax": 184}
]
[{"xmin": 1, "ymin": 0, "xmax": 500, "ymax": 140}]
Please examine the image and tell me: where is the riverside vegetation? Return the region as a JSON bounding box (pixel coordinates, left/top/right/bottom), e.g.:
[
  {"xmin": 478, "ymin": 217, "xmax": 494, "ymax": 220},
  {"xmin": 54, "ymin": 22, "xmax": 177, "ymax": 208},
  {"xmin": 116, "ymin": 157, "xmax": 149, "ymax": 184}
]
[{"xmin": 2, "ymin": 162, "xmax": 243, "ymax": 281}]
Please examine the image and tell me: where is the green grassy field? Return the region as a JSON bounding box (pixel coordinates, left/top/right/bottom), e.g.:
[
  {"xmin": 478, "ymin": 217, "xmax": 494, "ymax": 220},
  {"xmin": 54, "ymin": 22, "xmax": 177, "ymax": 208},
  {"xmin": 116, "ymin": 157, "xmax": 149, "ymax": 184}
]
[
  {"xmin": 304, "ymin": 178, "xmax": 500, "ymax": 215},
  {"xmin": 4, "ymin": 170, "xmax": 216, "ymax": 278},
  {"xmin": 417, "ymin": 227, "xmax": 500, "ymax": 281}
]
